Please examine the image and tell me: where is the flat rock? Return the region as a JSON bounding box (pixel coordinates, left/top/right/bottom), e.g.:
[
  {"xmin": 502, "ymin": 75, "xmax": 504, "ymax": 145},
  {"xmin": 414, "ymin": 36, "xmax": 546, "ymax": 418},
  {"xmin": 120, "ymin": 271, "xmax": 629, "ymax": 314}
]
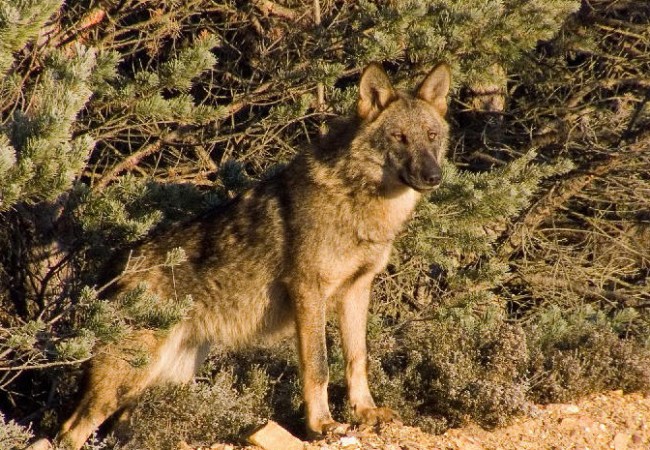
[
  {"xmin": 612, "ymin": 432, "xmax": 630, "ymax": 450},
  {"xmin": 24, "ymin": 439, "xmax": 53, "ymax": 450},
  {"xmin": 247, "ymin": 420, "xmax": 304, "ymax": 450}
]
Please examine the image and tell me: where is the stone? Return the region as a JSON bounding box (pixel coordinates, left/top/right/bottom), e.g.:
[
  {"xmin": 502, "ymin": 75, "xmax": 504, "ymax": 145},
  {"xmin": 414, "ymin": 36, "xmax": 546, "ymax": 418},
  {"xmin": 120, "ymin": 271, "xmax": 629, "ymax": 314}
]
[
  {"xmin": 339, "ymin": 435, "xmax": 360, "ymax": 447},
  {"xmin": 612, "ymin": 432, "xmax": 630, "ymax": 450},
  {"xmin": 247, "ymin": 420, "xmax": 305, "ymax": 450},
  {"xmin": 24, "ymin": 439, "xmax": 53, "ymax": 450},
  {"xmin": 559, "ymin": 404, "xmax": 580, "ymax": 414}
]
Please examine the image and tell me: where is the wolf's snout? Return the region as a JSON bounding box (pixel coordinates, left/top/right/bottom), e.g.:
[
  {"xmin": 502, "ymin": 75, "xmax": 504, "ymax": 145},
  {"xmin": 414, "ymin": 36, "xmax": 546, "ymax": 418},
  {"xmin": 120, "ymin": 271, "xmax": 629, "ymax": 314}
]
[
  {"xmin": 420, "ymin": 153, "xmax": 441, "ymax": 187},
  {"xmin": 400, "ymin": 152, "xmax": 442, "ymax": 191},
  {"xmin": 400, "ymin": 156, "xmax": 441, "ymax": 191}
]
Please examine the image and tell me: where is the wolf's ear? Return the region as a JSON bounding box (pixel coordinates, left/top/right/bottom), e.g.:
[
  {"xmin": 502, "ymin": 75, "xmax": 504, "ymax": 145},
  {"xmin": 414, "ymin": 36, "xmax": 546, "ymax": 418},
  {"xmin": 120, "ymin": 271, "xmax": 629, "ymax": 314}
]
[
  {"xmin": 416, "ymin": 63, "xmax": 451, "ymax": 116},
  {"xmin": 358, "ymin": 63, "xmax": 396, "ymax": 121}
]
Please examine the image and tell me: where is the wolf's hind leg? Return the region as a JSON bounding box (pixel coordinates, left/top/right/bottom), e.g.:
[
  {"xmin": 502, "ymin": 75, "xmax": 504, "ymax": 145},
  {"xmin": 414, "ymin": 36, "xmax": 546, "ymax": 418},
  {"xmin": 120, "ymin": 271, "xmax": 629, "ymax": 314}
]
[
  {"xmin": 56, "ymin": 349, "xmax": 151, "ymax": 450},
  {"xmin": 57, "ymin": 325, "xmax": 208, "ymax": 450}
]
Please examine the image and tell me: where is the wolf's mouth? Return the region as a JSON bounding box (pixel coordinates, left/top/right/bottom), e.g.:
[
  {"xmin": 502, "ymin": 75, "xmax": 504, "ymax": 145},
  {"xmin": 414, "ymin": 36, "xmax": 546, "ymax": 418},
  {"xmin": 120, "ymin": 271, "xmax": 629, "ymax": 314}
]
[{"xmin": 399, "ymin": 172, "xmax": 440, "ymax": 192}]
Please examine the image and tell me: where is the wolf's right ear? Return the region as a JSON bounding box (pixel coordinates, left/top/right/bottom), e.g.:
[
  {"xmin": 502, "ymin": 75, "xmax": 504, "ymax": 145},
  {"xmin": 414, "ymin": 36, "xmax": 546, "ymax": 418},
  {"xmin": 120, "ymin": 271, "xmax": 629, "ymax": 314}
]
[{"xmin": 358, "ymin": 63, "xmax": 396, "ymax": 121}]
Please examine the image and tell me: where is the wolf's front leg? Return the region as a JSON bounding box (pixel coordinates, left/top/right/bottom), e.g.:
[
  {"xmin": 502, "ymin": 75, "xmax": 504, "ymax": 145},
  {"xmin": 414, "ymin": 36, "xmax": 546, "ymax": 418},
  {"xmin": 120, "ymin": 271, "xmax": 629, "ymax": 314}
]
[
  {"xmin": 292, "ymin": 284, "xmax": 347, "ymax": 438},
  {"xmin": 336, "ymin": 272, "xmax": 398, "ymax": 427}
]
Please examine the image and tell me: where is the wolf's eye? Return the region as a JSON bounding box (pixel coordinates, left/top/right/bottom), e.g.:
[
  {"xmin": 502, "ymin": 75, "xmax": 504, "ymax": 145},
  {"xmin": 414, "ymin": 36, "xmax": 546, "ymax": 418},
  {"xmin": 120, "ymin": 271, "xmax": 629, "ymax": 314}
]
[
  {"xmin": 427, "ymin": 130, "xmax": 438, "ymax": 141},
  {"xmin": 391, "ymin": 131, "xmax": 408, "ymax": 144}
]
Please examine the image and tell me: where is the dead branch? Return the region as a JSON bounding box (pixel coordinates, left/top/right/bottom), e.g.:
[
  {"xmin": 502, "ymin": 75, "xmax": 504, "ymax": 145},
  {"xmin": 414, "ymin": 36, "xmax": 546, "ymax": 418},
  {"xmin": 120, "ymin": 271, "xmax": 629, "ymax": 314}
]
[
  {"xmin": 253, "ymin": 0, "xmax": 299, "ymax": 20},
  {"xmin": 496, "ymin": 127, "xmax": 650, "ymax": 260},
  {"xmin": 93, "ymin": 131, "xmax": 177, "ymax": 191},
  {"xmin": 519, "ymin": 273, "xmax": 649, "ymax": 307}
]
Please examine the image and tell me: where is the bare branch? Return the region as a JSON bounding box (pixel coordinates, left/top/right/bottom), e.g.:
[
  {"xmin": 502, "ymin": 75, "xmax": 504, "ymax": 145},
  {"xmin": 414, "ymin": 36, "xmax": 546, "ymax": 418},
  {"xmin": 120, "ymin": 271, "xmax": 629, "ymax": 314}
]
[{"xmin": 253, "ymin": 0, "xmax": 299, "ymax": 20}]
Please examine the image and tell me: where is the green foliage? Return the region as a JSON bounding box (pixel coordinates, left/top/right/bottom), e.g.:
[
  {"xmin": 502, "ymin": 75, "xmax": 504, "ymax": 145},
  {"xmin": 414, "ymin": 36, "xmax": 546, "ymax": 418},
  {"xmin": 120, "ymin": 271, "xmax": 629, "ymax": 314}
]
[
  {"xmin": 121, "ymin": 371, "xmax": 270, "ymax": 449},
  {"xmin": 73, "ymin": 180, "xmax": 165, "ymax": 246},
  {"xmin": 348, "ymin": 0, "xmax": 580, "ymax": 85},
  {"xmin": 527, "ymin": 305, "xmax": 650, "ymax": 403},
  {"xmin": 400, "ymin": 152, "xmax": 573, "ymax": 273},
  {"xmin": 0, "ymin": 412, "xmax": 33, "ymax": 449},
  {"xmin": 158, "ymin": 33, "xmax": 220, "ymax": 93},
  {"xmin": 77, "ymin": 286, "xmax": 124, "ymax": 343},
  {"xmin": 365, "ymin": 301, "xmax": 650, "ymax": 433},
  {"xmin": 117, "ymin": 283, "xmax": 193, "ymax": 331},
  {"xmin": 5, "ymin": 320, "xmax": 44, "ymax": 352},
  {"xmin": 79, "ymin": 248, "xmax": 194, "ymax": 342},
  {"xmin": 0, "ymin": 45, "xmax": 96, "ymax": 210},
  {"xmin": 0, "ymin": 0, "xmax": 62, "ymax": 74},
  {"xmin": 54, "ymin": 329, "xmax": 95, "ymax": 362},
  {"xmin": 372, "ymin": 308, "xmax": 530, "ymax": 432}
]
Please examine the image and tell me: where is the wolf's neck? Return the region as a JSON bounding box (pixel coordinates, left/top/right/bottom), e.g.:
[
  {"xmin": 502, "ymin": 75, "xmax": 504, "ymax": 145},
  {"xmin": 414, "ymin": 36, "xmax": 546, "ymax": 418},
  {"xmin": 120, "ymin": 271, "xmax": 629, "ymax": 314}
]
[{"xmin": 302, "ymin": 151, "xmax": 421, "ymax": 242}]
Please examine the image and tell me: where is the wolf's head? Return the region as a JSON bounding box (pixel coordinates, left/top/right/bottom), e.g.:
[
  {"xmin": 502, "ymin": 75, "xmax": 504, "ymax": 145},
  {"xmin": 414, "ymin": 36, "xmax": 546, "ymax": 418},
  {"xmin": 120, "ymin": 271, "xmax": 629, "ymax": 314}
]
[{"xmin": 354, "ymin": 63, "xmax": 451, "ymax": 193}]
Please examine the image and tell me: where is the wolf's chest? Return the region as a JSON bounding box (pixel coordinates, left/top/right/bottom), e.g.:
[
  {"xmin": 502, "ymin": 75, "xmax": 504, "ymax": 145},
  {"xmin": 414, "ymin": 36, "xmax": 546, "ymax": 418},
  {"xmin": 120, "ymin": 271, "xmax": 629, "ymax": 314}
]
[{"xmin": 354, "ymin": 188, "xmax": 420, "ymax": 244}]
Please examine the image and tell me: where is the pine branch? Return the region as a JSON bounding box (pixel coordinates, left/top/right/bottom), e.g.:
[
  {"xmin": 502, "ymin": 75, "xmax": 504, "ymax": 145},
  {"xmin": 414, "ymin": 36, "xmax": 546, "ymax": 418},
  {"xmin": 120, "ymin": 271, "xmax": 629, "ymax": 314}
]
[
  {"xmin": 92, "ymin": 79, "xmax": 276, "ymax": 190},
  {"xmin": 93, "ymin": 131, "xmax": 178, "ymax": 191},
  {"xmin": 46, "ymin": 7, "xmax": 107, "ymax": 50},
  {"xmin": 0, "ymin": 356, "xmax": 92, "ymax": 372},
  {"xmin": 496, "ymin": 127, "xmax": 650, "ymax": 260},
  {"xmin": 313, "ymin": 0, "xmax": 325, "ymax": 111}
]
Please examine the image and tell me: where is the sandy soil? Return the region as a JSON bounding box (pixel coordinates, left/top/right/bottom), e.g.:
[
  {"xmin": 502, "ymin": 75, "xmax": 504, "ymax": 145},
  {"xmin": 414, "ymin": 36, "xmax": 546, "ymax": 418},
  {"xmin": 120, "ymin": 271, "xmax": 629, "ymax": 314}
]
[{"xmin": 186, "ymin": 390, "xmax": 649, "ymax": 450}]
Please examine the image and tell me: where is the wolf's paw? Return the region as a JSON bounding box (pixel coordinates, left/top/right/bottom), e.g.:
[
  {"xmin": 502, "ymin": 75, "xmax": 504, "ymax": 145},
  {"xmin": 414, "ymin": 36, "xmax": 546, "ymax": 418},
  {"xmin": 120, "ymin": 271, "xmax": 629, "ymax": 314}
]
[
  {"xmin": 306, "ymin": 419, "xmax": 350, "ymax": 440},
  {"xmin": 356, "ymin": 406, "xmax": 400, "ymax": 427},
  {"xmin": 323, "ymin": 420, "xmax": 350, "ymax": 435}
]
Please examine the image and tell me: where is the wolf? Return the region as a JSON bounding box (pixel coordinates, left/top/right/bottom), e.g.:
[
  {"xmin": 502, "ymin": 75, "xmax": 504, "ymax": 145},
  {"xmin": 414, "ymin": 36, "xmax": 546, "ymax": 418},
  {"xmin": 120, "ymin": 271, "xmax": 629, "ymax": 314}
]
[{"xmin": 56, "ymin": 62, "xmax": 451, "ymax": 449}]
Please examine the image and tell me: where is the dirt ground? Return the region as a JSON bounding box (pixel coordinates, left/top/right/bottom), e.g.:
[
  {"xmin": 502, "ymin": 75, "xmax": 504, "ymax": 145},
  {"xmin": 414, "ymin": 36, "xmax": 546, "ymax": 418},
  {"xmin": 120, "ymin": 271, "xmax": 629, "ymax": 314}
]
[{"xmin": 187, "ymin": 390, "xmax": 650, "ymax": 450}]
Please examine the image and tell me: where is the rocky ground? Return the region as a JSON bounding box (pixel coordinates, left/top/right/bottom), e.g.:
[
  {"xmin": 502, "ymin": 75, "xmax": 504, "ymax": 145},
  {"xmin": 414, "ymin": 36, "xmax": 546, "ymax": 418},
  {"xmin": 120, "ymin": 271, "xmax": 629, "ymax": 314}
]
[{"xmin": 183, "ymin": 390, "xmax": 649, "ymax": 450}]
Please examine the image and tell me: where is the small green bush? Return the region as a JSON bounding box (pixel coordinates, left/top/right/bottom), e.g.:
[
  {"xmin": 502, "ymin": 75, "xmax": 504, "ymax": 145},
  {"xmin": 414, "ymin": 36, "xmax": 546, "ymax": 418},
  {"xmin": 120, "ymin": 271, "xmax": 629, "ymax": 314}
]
[
  {"xmin": 120, "ymin": 370, "xmax": 270, "ymax": 449},
  {"xmin": 0, "ymin": 412, "xmax": 33, "ymax": 450},
  {"xmin": 371, "ymin": 309, "xmax": 530, "ymax": 433},
  {"xmin": 526, "ymin": 305, "xmax": 650, "ymax": 403}
]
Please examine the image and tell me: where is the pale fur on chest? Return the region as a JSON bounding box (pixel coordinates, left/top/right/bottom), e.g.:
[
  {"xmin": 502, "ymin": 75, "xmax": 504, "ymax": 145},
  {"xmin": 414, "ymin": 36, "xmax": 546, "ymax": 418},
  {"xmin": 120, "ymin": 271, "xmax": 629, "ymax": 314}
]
[
  {"xmin": 312, "ymin": 186, "xmax": 420, "ymax": 295},
  {"xmin": 354, "ymin": 186, "xmax": 421, "ymax": 243}
]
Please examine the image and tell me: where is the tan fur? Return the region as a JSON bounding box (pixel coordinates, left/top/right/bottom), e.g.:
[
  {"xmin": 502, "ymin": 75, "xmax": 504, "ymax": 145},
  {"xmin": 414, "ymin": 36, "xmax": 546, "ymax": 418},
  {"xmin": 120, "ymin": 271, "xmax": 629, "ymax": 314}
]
[{"xmin": 56, "ymin": 63, "xmax": 452, "ymax": 449}]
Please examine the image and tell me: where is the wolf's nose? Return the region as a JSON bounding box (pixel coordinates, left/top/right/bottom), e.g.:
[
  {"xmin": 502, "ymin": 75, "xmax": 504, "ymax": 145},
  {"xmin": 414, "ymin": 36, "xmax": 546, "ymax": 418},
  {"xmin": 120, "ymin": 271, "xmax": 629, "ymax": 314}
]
[
  {"xmin": 425, "ymin": 173, "xmax": 441, "ymax": 186},
  {"xmin": 421, "ymin": 168, "xmax": 441, "ymax": 186},
  {"xmin": 417, "ymin": 150, "xmax": 441, "ymax": 187}
]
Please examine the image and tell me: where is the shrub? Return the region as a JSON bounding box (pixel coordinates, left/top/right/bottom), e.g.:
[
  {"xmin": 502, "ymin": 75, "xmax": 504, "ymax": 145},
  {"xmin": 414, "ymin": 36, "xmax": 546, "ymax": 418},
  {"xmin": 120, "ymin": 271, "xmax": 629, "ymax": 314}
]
[
  {"xmin": 0, "ymin": 412, "xmax": 33, "ymax": 450},
  {"xmin": 120, "ymin": 370, "xmax": 270, "ymax": 449}
]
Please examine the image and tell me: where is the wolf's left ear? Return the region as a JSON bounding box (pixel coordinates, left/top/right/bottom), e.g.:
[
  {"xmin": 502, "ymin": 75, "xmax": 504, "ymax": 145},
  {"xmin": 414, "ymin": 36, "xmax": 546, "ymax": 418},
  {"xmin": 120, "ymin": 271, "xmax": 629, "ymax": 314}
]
[
  {"xmin": 416, "ymin": 63, "xmax": 451, "ymax": 116},
  {"xmin": 358, "ymin": 63, "xmax": 396, "ymax": 121}
]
